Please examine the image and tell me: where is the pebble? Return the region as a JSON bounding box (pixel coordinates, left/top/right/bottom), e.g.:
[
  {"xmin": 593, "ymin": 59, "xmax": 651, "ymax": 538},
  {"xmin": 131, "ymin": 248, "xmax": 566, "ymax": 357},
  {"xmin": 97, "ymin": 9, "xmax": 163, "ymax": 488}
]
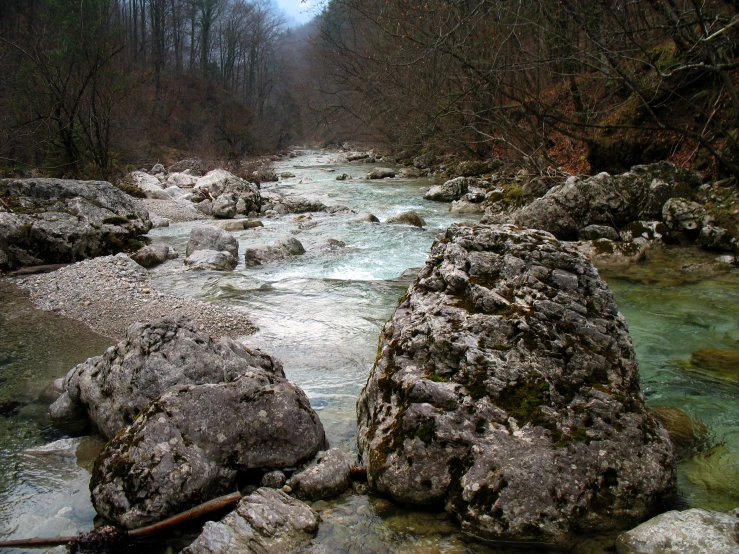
[{"xmin": 14, "ymin": 254, "xmax": 255, "ymax": 341}]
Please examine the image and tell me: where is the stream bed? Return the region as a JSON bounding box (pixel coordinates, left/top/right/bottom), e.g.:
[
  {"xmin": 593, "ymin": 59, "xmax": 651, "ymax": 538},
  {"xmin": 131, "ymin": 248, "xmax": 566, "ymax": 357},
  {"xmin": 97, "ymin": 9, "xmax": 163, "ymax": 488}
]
[{"xmin": 0, "ymin": 150, "xmax": 737, "ymax": 552}]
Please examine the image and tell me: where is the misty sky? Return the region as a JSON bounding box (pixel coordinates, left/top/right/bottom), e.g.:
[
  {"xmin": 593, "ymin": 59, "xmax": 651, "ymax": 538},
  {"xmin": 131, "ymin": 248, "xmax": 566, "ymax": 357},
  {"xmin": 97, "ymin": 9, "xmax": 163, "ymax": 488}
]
[{"xmin": 275, "ymin": 0, "xmax": 319, "ymax": 24}]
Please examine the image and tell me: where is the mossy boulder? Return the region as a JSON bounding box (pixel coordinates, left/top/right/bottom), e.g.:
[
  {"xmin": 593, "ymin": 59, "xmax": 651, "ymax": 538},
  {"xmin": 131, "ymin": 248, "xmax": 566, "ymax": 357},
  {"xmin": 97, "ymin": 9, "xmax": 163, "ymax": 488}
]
[{"xmin": 357, "ymin": 224, "xmax": 675, "ymax": 547}]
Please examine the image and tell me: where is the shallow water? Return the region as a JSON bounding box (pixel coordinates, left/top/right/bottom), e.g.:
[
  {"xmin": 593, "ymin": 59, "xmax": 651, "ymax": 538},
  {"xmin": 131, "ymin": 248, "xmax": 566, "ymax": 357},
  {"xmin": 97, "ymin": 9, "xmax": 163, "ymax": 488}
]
[{"xmin": 0, "ymin": 150, "xmax": 738, "ymax": 552}]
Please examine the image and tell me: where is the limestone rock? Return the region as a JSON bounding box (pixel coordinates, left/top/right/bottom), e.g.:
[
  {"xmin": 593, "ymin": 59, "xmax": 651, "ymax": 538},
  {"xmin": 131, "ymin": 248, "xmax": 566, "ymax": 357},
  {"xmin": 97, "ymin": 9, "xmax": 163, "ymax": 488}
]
[
  {"xmin": 450, "ymin": 200, "xmax": 485, "ymax": 214},
  {"xmin": 357, "ymin": 224, "xmax": 675, "ymax": 546},
  {"xmin": 487, "ymin": 162, "xmax": 700, "ymax": 240},
  {"xmin": 615, "ymin": 509, "xmax": 739, "ymax": 554},
  {"xmin": 150, "ymin": 163, "xmax": 165, "ymax": 174},
  {"xmin": 130, "ymin": 171, "xmax": 166, "ymax": 199},
  {"xmin": 575, "ymin": 238, "xmax": 649, "ymax": 268},
  {"xmin": 168, "ymin": 159, "xmax": 206, "ymax": 175},
  {"xmin": 131, "ymin": 244, "xmax": 177, "ymax": 268},
  {"xmin": 185, "ymin": 249, "xmax": 237, "ymax": 271},
  {"xmin": 697, "ymin": 225, "xmax": 737, "ymax": 252},
  {"xmin": 0, "ymin": 178, "xmax": 150, "ymax": 271},
  {"xmin": 182, "ymin": 489, "xmax": 319, "ymax": 554},
  {"xmin": 260, "ymin": 192, "xmax": 327, "ymax": 214},
  {"xmin": 166, "ymin": 172, "xmax": 198, "ymax": 188},
  {"xmin": 149, "ymin": 214, "xmax": 170, "ymax": 228},
  {"xmin": 619, "ymin": 221, "xmax": 669, "ymax": 244},
  {"xmin": 193, "ymin": 170, "xmax": 261, "ymax": 214},
  {"xmin": 579, "ymin": 225, "xmax": 620, "ymax": 241},
  {"xmin": 413, "ymin": 152, "xmax": 436, "ymax": 169},
  {"xmin": 186, "ymin": 225, "xmax": 239, "ymax": 259},
  {"xmin": 50, "ymin": 317, "xmax": 282, "ymax": 439},
  {"xmin": 212, "ymin": 193, "xmax": 238, "ymax": 219},
  {"xmin": 288, "ymin": 448, "xmax": 353, "ymax": 501},
  {"xmin": 386, "ymin": 211, "xmax": 425, "ymax": 228},
  {"xmin": 424, "ymin": 177, "xmax": 475, "ymax": 202},
  {"xmin": 90, "ymin": 372, "xmax": 327, "ymax": 528},
  {"xmin": 366, "ymin": 167, "xmax": 395, "ymax": 179},
  {"xmin": 662, "ymin": 198, "xmax": 707, "ymax": 232},
  {"xmin": 245, "ymin": 238, "xmax": 305, "ymax": 266}
]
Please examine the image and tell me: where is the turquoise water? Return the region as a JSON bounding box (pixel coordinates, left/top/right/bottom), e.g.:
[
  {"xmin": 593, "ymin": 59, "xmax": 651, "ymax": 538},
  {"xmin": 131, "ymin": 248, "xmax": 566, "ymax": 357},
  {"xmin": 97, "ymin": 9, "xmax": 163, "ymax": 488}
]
[{"xmin": 0, "ymin": 150, "xmax": 737, "ymax": 552}]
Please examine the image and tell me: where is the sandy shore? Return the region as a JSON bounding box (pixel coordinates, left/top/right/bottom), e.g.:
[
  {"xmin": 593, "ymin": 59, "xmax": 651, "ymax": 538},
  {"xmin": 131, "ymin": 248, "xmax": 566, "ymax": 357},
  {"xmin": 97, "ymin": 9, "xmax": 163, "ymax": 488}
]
[{"xmin": 12, "ymin": 253, "xmax": 256, "ymax": 341}]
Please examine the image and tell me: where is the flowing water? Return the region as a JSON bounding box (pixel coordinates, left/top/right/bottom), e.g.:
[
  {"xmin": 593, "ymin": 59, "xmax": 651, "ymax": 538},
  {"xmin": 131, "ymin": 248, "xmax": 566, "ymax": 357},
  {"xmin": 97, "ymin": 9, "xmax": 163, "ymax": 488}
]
[{"xmin": 0, "ymin": 150, "xmax": 737, "ymax": 553}]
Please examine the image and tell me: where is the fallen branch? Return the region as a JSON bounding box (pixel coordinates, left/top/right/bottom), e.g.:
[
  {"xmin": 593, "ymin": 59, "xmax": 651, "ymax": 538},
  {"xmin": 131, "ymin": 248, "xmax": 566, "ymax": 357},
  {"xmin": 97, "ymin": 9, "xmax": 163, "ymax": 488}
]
[{"xmin": 0, "ymin": 491, "xmax": 243, "ymax": 550}]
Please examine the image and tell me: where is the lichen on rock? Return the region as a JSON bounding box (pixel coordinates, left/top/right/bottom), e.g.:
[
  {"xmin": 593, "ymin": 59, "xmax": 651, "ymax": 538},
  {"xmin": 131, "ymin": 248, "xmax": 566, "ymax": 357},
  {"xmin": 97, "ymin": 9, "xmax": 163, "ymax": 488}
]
[{"xmin": 357, "ymin": 223, "xmax": 675, "ymax": 546}]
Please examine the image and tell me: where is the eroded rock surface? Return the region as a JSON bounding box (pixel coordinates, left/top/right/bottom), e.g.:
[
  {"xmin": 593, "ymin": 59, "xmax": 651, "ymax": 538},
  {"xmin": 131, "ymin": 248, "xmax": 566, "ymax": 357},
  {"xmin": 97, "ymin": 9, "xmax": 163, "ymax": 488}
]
[
  {"xmin": 0, "ymin": 178, "xmax": 150, "ymax": 271},
  {"xmin": 616, "ymin": 509, "xmax": 739, "ymax": 554},
  {"xmin": 357, "ymin": 224, "xmax": 675, "ymax": 546},
  {"xmin": 50, "ymin": 318, "xmax": 281, "ymax": 439},
  {"xmin": 486, "ymin": 162, "xmax": 700, "ymax": 240},
  {"xmin": 182, "ymin": 488, "xmax": 318, "ymax": 554}
]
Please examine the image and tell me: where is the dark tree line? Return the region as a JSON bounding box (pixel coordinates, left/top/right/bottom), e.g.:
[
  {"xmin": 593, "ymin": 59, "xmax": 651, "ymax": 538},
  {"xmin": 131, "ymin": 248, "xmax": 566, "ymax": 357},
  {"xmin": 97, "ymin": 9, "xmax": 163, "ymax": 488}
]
[
  {"xmin": 307, "ymin": 0, "xmax": 739, "ymax": 177},
  {"xmin": 0, "ymin": 0, "xmax": 301, "ymax": 178}
]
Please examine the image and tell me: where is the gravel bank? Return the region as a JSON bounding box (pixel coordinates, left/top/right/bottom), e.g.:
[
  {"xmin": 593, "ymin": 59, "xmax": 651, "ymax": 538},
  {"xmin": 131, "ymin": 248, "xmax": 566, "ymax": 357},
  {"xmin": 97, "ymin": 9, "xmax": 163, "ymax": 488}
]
[
  {"xmin": 12, "ymin": 254, "xmax": 255, "ymax": 341},
  {"xmin": 134, "ymin": 197, "xmax": 209, "ymax": 222}
]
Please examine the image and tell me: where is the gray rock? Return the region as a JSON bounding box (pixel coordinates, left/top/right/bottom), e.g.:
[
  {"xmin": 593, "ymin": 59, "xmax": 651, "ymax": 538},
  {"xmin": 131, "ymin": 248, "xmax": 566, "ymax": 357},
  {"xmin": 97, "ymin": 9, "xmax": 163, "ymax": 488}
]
[
  {"xmin": 450, "ymin": 200, "xmax": 485, "ymax": 214},
  {"xmin": 697, "ymin": 225, "xmax": 737, "ymax": 252},
  {"xmin": 149, "ymin": 214, "xmax": 170, "ymax": 228},
  {"xmin": 195, "ymin": 200, "xmax": 213, "ymax": 216},
  {"xmin": 186, "ymin": 225, "xmax": 239, "ymax": 259},
  {"xmin": 366, "ymin": 167, "xmax": 395, "ymax": 179},
  {"xmin": 579, "ymin": 225, "xmax": 620, "ymax": 241},
  {"xmin": 131, "ymin": 244, "xmax": 176, "ymax": 268},
  {"xmin": 168, "ymin": 159, "xmax": 206, "ymax": 176},
  {"xmin": 182, "ymin": 488, "xmax": 318, "ymax": 554},
  {"xmin": 398, "ymin": 167, "xmax": 426, "ymax": 178},
  {"xmin": 521, "ymin": 177, "xmax": 551, "ymax": 199},
  {"xmin": 50, "ymin": 317, "xmax": 281, "ymax": 439},
  {"xmin": 261, "ymin": 470, "xmax": 287, "ymax": 489},
  {"xmin": 150, "ymin": 163, "xmax": 165, "ymax": 174},
  {"xmin": 424, "ymin": 177, "xmax": 475, "ymax": 202},
  {"xmin": 281, "ymin": 172, "xmax": 296, "ymax": 178},
  {"xmin": 288, "ymin": 448, "xmax": 353, "ymax": 501},
  {"xmin": 185, "ymin": 249, "xmax": 237, "ymax": 271},
  {"xmin": 245, "ymin": 238, "xmax": 305, "ymax": 266},
  {"xmin": 212, "ymin": 193, "xmax": 238, "ymax": 219},
  {"xmin": 90, "ymin": 371, "xmax": 326, "ymax": 528},
  {"xmin": 386, "ymin": 211, "xmax": 425, "ymax": 227},
  {"xmin": 130, "ymin": 171, "xmax": 166, "ymax": 198},
  {"xmin": 662, "ymin": 198, "xmax": 707, "ymax": 232},
  {"xmin": 576, "ymin": 238, "xmax": 649, "ymax": 268},
  {"xmin": 0, "ymin": 178, "xmax": 150, "ymax": 271},
  {"xmin": 336, "ymin": 173, "xmax": 351, "ymax": 181},
  {"xmin": 193, "ymin": 170, "xmax": 261, "ymax": 214},
  {"xmin": 244, "ymin": 220, "xmax": 264, "ymax": 229},
  {"xmin": 615, "ymin": 509, "xmax": 739, "ymax": 554},
  {"xmin": 357, "ymin": 224, "xmax": 675, "ymax": 546},
  {"xmin": 619, "ymin": 221, "xmax": 669, "ymax": 244},
  {"xmin": 212, "ymin": 220, "xmax": 247, "ymax": 232},
  {"xmin": 716, "ymin": 254, "xmax": 738, "ymax": 265},
  {"xmin": 353, "ymin": 213, "xmax": 380, "ymax": 223},
  {"xmin": 345, "ymin": 152, "xmax": 369, "ymax": 162},
  {"xmin": 487, "ymin": 163, "xmax": 700, "ymax": 240},
  {"xmin": 166, "ymin": 172, "xmax": 198, "ymax": 188},
  {"xmin": 260, "ymin": 192, "xmax": 328, "ymax": 214}
]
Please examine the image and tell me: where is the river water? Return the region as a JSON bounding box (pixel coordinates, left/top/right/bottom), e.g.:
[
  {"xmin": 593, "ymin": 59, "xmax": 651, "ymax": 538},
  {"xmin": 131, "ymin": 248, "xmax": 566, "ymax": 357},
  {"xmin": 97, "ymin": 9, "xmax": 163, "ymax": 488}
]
[{"xmin": 0, "ymin": 150, "xmax": 737, "ymax": 552}]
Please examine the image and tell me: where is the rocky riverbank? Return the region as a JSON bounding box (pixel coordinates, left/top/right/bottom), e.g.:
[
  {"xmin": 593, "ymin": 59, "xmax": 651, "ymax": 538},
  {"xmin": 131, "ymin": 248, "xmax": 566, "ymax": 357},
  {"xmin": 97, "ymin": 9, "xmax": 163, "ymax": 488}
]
[{"xmin": 13, "ymin": 254, "xmax": 255, "ymax": 340}]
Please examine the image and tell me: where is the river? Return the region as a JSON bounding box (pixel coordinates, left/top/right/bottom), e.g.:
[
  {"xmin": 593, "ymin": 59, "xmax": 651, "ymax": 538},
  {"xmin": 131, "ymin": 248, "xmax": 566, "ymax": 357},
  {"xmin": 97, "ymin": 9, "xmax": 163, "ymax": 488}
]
[{"xmin": 0, "ymin": 150, "xmax": 737, "ymax": 552}]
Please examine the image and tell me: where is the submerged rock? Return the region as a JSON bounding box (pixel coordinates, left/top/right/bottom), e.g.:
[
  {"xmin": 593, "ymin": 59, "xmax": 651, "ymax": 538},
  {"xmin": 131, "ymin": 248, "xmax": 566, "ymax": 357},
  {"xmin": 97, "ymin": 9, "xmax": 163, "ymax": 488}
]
[
  {"xmin": 688, "ymin": 348, "xmax": 739, "ymax": 381},
  {"xmin": 386, "ymin": 211, "xmax": 425, "ymax": 228},
  {"xmin": 182, "ymin": 488, "xmax": 318, "ymax": 554},
  {"xmin": 244, "ymin": 237, "xmax": 305, "ymax": 266},
  {"xmin": 357, "ymin": 224, "xmax": 675, "ymax": 545},
  {"xmin": 288, "ymin": 448, "xmax": 353, "ymax": 501},
  {"xmin": 615, "ymin": 508, "xmax": 739, "ymax": 554},
  {"xmin": 353, "ymin": 213, "xmax": 380, "ymax": 223},
  {"xmin": 650, "ymin": 406, "xmax": 708, "ymax": 461},
  {"xmin": 260, "ymin": 192, "xmax": 328, "ymax": 214},
  {"xmin": 50, "ymin": 318, "xmax": 282, "ymax": 439},
  {"xmin": 575, "ymin": 238, "xmax": 649, "ymax": 268},
  {"xmin": 0, "ymin": 178, "xmax": 150, "ymax": 271},
  {"xmin": 184, "ymin": 249, "xmax": 237, "ymax": 271}
]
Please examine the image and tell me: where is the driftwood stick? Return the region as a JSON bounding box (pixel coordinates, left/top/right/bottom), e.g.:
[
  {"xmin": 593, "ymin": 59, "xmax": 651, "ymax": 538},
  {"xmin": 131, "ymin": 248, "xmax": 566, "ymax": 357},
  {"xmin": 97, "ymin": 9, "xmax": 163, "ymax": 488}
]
[{"xmin": 0, "ymin": 491, "xmax": 243, "ymax": 549}]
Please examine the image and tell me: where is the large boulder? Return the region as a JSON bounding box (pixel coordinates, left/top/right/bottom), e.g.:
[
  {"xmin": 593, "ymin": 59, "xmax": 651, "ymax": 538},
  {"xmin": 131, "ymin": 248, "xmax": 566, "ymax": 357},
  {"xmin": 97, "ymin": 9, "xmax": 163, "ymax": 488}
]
[
  {"xmin": 130, "ymin": 171, "xmax": 166, "ymax": 199},
  {"xmin": 487, "ymin": 162, "xmax": 701, "ymax": 240},
  {"xmin": 50, "ymin": 318, "xmax": 282, "ymax": 439},
  {"xmin": 357, "ymin": 224, "xmax": 675, "ymax": 546},
  {"xmin": 90, "ymin": 369, "xmax": 327, "ymax": 528},
  {"xmin": 616, "ymin": 509, "xmax": 739, "ymax": 554},
  {"xmin": 0, "ymin": 178, "xmax": 150, "ymax": 271},
  {"xmin": 186, "ymin": 225, "xmax": 239, "ymax": 259},
  {"xmin": 386, "ymin": 211, "xmax": 425, "ymax": 228},
  {"xmin": 245, "ymin": 238, "xmax": 305, "ymax": 266},
  {"xmin": 193, "ymin": 170, "xmax": 261, "ymax": 215},
  {"xmin": 662, "ymin": 198, "xmax": 707, "ymax": 232},
  {"xmin": 182, "ymin": 488, "xmax": 319, "ymax": 554},
  {"xmin": 424, "ymin": 177, "xmax": 475, "ymax": 202}
]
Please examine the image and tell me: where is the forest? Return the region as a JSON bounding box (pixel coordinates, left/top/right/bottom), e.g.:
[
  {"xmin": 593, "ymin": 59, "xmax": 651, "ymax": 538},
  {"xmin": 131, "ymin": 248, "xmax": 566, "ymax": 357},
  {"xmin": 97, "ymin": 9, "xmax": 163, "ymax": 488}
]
[{"xmin": 2, "ymin": 0, "xmax": 739, "ymax": 179}]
